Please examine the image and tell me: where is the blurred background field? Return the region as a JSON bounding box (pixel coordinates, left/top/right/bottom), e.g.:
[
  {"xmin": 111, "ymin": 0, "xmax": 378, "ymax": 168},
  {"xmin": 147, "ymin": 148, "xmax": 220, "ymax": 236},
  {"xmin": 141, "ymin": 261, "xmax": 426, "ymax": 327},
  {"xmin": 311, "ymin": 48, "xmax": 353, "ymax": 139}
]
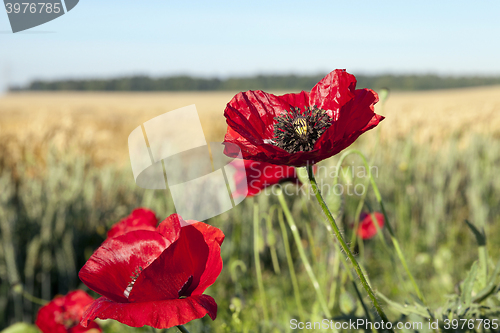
[
  {"xmin": 2, "ymin": 85, "xmax": 500, "ymax": 166},
  {"xmin": 1, "ymin": 87, "xmax": 500, "ymax": 332}
]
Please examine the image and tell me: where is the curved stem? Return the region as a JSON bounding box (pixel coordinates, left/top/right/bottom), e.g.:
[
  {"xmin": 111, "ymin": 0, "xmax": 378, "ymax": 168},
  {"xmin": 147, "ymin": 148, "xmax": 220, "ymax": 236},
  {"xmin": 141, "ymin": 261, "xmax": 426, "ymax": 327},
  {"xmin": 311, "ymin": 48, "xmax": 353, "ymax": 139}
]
[
  {"xmin": 20, "ymin": 286, "xmax": 48, "ymax": 305},
  {"xmin": 276, "ymin": 188, "xmax": 331, "ymax": 318},
  {"xmin": 177, "ymin": 325, "xmax": 190, "ymax": 333},
  {"xmin": 306, "ymin": 164, "xmax": 391, "ymax": 324},
  {"xmin": 349, "ymin": 177, "xmax": 370, "ymax": 252}
]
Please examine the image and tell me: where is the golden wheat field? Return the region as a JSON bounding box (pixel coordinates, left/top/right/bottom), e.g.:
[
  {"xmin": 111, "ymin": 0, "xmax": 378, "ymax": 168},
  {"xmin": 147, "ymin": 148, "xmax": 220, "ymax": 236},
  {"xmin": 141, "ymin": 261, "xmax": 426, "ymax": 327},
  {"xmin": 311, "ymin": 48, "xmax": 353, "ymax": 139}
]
[
  {"xmin": 0, "ymin": 86, "xmax": 499, "ymax": 167},
  {"xmin": 1, "ymin": 87, "xmax": 500, "ymax": 332}
]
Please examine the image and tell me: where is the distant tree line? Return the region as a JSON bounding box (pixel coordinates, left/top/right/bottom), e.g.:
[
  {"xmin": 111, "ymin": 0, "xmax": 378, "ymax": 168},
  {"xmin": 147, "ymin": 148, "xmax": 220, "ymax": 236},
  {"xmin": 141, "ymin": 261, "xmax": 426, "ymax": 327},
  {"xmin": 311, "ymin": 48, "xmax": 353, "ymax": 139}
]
[{"xmin": 12, "ymin": 73, "xmax": 500, "ymax": 92}]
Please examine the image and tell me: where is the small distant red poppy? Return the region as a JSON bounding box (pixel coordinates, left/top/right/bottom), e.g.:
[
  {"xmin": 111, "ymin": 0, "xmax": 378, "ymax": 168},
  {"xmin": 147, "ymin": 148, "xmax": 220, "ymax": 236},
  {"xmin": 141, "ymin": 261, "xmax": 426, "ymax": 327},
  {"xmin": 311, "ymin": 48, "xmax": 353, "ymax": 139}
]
[
  {"xmin": 357, "ymin": 212, "xmax": 385, "ymax": 240},
  {"xmin": 35, "ymin": 290, "xmax": 101, "ymax": 333},
  {"xmin": 79, "ymin": 214, "xmax": 224, "ymax": 330},
  {"xmin": 223, "ymin": 69, "xmax": 383, "ymax": 167},
  {"xmin": 106, "ymin": 208, "xmax": 157, "ymax": 239}
]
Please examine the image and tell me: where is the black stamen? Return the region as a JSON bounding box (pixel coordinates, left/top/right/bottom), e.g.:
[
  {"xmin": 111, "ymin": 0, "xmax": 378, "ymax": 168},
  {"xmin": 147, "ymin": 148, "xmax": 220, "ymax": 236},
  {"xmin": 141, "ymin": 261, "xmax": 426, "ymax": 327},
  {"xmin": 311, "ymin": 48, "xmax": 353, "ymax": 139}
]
[{"xmin": 272, "ymin": 106, "xmax": 331, "ymax": 153}]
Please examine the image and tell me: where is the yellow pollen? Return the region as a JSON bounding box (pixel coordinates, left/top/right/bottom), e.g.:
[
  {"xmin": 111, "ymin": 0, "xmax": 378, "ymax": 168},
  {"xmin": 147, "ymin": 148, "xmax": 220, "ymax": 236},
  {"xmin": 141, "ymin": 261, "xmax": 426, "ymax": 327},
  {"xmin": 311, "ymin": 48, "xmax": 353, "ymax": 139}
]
[{"xmin": 293, "ymin": 117, "xmax": 308, "ymax": 137}]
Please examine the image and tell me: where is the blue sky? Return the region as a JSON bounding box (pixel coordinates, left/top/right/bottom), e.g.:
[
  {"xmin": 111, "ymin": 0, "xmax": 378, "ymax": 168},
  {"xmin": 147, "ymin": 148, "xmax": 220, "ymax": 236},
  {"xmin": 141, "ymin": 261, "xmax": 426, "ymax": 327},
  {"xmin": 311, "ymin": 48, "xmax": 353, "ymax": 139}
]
[{"xmin": 1, "ymin": 0, "xmax": 499, "ymax": 90}]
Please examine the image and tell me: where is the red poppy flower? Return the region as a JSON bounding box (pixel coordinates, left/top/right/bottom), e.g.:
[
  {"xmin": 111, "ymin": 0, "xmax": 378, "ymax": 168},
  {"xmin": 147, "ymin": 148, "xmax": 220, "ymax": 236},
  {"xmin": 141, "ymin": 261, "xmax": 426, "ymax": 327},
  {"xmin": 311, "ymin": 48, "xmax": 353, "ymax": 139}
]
[
  {"xmin": 106, "ymin": 208, "xmax": 157, "ymax": 239},
  {"xmin": 357, "ymin": 212, "xmax": 385, "ymax": 240},
  {"xmin": 233, "ymin": 160, "xmax": 298, "ymax": 197},
  {"xmin": 79, "ymin": 214, "xmax": 224, "ymax": 329},
  {"xmin": 223, "ymin": 69, "xmax": 383, "ymax": 167},
  {"xmin": 35, "ymin": 290, "xmax": 101, "ymax": 333}
]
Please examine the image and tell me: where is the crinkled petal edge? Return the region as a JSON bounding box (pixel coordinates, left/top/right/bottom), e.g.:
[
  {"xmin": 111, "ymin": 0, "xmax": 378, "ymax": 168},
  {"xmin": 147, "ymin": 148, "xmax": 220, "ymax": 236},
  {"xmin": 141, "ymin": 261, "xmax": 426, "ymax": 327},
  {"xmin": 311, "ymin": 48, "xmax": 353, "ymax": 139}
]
[{"xmin": 81, "ymin": 295, "xmax": 217, "ymax": 329}]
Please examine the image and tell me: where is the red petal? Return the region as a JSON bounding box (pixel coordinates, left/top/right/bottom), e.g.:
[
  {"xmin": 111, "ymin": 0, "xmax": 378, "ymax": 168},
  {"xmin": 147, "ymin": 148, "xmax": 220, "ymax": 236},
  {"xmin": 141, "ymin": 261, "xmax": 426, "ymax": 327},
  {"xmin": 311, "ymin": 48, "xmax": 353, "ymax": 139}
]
[
  {"xmin": 233, "ymin": 160, "xmax": 298, "ymax": 197},
  {"xmin": 358, "ymin": 212, "xmax": 385, "ymax": 239},
  {"xmin": 128, "ymin": 225, "xmax": 209, "ymax": 302},
  {"xmin": 63, "ymin": 290, "xmax": 96, "ymax": 318},
  {"xmin": 225, "ymin": 90, "xmax": 279, "ymax": 140},
  {"xmin": 223, "ymin": 126, "xmax": 258, "ymax": 155},
  {"xmin": 35, "ymin": 299, "xmax": 68, "ymax": 333},
  {"xmin": 277, "ymin": 91, "xmax": 310, "ymax": 111},
  {"xmin": 81, "ymin": 295, "xmax": 217, "ymax": 329},
  {"xmin": 129, "ymin": 221, "xmax": 224, "ymax": 300},
  {"xmin": 156, "ymin": 214, "xmax": 184, "ymax": 241},
  {"xmin": 309, "ymin": 69, "xmax": 357, "ymax": 114},
  {"xmin": 223, "ymin": 90, "xmax": 293, "ymax": 159},
  {"xmin": 187, "ymin": 221, "xmax": 225, "ymax": 248},
  {"xmin": 313, "ymin": 88, "xmax": 382, "ymax": 159},
  {"xmin": 36, "ymin": 291, "xmax": 99, "ymax": 333},
  {"xmin": 332, "ymin": 88, "xmax": 380, "ymax": 141},
  {"xmin": 186, "ymin": 222, "xmax": 225, "ymax": 296},
  {"xmin": 223, "ymin": 125, "xmax": 281, "ymax": 159},
  {"xmin": 107, "ymin": 208, "xmax": 158, "ymax": 239},
  {"xmin": 79, "ymin": 231, "xmax": 173, "ymax": 303},
  {"xmin": 70, "ymin": 321, "xmax": 102, "ymax": 333}
]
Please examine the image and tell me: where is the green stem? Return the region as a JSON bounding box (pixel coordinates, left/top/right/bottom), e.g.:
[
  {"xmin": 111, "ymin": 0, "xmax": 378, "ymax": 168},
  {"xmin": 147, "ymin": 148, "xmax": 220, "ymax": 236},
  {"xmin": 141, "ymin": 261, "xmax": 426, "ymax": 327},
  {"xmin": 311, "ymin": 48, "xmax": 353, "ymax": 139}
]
[
  {"xmin": 230, "ymin": 260, "xmax": 247, "ymax": 296},
  {"xmin": 351, "ymin": 280, "xmax": 376, "ymax": 333},
  {"xmin": 478, "ymin": 245, "xmax": 488, "ymax": 288},
  {"xmin": 336, "ymin": 149, "xmax": 427, "ymax": 305},
  {"xmin": 316, "ymin": 202, "xmax": 374, "ymax": 326},
  {"xmin": 327, "ymin": 245, "xmax": 341, "ymax": 310},
  {"xmin": 177, "ymin": 325, "xmax": 190, "ymax": 333},
  {"xmin": 369, "ymin": 212, "xmax": 393, "ymax": 254},
  {"xmin": 306, "ymin": 165, "xmax": 391, "ymax": 324},
  {"xmin": 305, "ymin": 224, "xmax": 317, "ymax": 265},
  {"xmin": 19, "ymin": 285, "xmax": 48, "ymax": 305},
  {"xmin": 253, "ymin": 203, "xmax": 269, "ymax": 323},
  {"xmin": 473, "ymin": 259, "xmax": 500, "ymax": 303},
  {"xmin": 0, "ymin": 204, "xmax": 23, "ymax": 321},
  {"xmin": 266, "ymin": 206, "xmax": 281, "ymax": 274},
  {"xmin": 349, "ymin": 178, "xmax": 370, "ymax": 252},
  {"xmin": 301, "ymin": 189, "xmax": 373, "ymax": 322},
  {"xmin": 276, "ymin": 188, "xmax": 331, "ymax": 318},
  {"xmin": 277, "ymin": 207, "xmax": 305, "ymax": 321},
  {"xmin": 373, "ymin": 184, "xmax": 427, "ymax": 306},
  {"xmin": 368, "ymin": 211, "xmax": 410, "ymax": 291}
]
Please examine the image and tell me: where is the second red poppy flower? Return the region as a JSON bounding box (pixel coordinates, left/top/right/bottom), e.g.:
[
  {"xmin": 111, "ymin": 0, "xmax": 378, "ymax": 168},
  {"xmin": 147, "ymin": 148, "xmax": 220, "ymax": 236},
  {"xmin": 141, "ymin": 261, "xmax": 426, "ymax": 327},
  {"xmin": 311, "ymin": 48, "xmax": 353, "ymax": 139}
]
[{"xmin": 79, "ymin": 214, "xmax": 225, "ymax": 329}]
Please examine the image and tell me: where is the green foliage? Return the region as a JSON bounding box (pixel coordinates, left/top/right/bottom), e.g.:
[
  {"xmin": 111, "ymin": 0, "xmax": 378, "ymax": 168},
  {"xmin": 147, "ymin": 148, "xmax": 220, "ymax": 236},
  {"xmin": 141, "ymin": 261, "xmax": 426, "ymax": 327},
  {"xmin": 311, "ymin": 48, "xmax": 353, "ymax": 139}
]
[
  {"xmin": 379, "ymin": 224, "xmax": 500, "ymax": 332},
  {"xmin": 0, "ymin": 133, "xmax": 500, "ymax": 332},
  {"xmin": 0, "ymin": 323, "xmax": 40, "ymax": 333}
]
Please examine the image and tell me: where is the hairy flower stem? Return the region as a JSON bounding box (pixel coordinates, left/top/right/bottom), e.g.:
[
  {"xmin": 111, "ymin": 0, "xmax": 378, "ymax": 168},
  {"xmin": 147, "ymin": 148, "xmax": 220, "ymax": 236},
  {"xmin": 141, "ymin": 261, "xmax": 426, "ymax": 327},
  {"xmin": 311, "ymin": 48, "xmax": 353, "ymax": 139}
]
[
  {"xmin": 276, "ymin": 188, "xmax": 331, "ymax": 318},
  {"xmin": 306, "ymin": 165, "xmax": 391, "ymax": 325},
  {"xmin": 177, "ymin": 325, "xmax": 190, "ymax": 333},
  {"xmin": 320, "ymin": 211, "xmax": 374, "ymax": 326}
]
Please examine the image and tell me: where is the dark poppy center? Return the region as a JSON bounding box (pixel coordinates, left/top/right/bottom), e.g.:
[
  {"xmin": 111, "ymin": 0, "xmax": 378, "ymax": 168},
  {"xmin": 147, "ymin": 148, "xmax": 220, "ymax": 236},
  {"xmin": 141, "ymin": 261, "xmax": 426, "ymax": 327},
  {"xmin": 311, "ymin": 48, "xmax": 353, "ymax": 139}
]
[
  {"xmin": 272, "ymin": 106, "xmax": 331, "ymax": 153},
  {"xmin": 55, "ymin": 310, "xmax": 79, "ymax": 329}
]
